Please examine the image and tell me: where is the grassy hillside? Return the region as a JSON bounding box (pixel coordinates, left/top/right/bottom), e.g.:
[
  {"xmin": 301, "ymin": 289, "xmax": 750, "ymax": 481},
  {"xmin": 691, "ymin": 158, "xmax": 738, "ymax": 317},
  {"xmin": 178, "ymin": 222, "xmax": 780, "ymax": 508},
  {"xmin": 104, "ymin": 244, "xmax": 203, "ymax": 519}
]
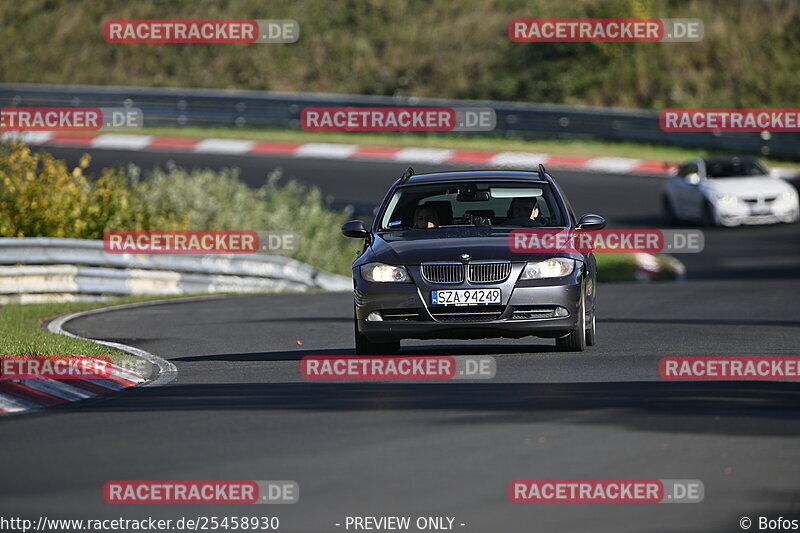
[{"xmin": 1, "ymin": 0, "xmax": 798, "ymax": 109}]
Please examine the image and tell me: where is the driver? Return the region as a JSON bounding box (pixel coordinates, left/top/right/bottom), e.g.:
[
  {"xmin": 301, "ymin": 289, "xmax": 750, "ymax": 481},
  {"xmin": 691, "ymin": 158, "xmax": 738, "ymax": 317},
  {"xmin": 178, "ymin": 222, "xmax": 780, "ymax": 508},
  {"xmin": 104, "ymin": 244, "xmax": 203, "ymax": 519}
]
[
  {"xmin": 413, "ymin": 205, "xmax": 440, "ymax": 229},
  {"xmin": 504, "ymin": 196, "xmax": 543, "ymax": 227}
]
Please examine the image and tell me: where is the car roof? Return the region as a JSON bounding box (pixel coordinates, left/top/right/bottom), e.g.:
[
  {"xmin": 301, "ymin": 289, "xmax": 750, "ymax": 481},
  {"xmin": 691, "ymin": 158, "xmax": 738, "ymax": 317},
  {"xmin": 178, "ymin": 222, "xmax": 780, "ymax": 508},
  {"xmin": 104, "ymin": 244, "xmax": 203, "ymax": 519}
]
[{"xmin": 399, "ymin": 170, "xmax": 549, "ymax": 186}]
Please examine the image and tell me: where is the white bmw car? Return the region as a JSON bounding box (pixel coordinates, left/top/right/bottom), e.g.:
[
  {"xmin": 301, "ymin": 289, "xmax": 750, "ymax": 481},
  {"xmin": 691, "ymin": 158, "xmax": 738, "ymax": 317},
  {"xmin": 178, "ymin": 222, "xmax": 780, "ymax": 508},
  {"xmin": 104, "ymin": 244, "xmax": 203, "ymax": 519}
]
[{"xmin": 662, "ymin": 156, "xmax": 799, "ymax": 227}]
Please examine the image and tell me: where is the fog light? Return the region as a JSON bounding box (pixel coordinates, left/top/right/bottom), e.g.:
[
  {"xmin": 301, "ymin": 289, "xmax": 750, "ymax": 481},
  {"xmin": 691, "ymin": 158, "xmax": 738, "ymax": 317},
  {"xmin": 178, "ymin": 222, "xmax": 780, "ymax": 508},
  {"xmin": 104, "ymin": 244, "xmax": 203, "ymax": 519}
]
[
  {"xmin": 366, "ymin": 312, "xmax": 383, "ymax": 322},
  {"xmin": 555, "ymin": 307, "xmax": 569, "ymax": 317}
]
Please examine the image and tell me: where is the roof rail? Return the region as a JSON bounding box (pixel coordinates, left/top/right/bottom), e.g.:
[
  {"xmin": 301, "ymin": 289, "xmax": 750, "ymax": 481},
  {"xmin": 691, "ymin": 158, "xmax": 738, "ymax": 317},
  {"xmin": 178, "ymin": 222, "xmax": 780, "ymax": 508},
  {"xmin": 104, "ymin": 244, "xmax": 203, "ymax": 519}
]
[{"xmin": 398, "ymin": 167, "xmax": 415, "ymax": 185}]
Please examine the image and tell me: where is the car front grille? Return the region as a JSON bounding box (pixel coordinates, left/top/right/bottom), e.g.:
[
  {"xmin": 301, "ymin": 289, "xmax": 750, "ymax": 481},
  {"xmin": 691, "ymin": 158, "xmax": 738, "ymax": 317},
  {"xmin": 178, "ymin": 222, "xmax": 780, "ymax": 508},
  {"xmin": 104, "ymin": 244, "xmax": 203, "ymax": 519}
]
[
  {"xmin": 468, "ymin": 262, "xmax": 511, "ymax": 283},
  {"xmin": 429, "ymin": 305, "xmax": 505, "ymax": 322},
  {"xmin": 744, "ymin": 196, "xmax": 777, "ymax": 204},
  {"xmin": 421, "ymin": 263, "xmax": 463, "ymax": 284},
  {"xmin": 421, "ymin": 261, "xmax": 511, "ymax": 284}
]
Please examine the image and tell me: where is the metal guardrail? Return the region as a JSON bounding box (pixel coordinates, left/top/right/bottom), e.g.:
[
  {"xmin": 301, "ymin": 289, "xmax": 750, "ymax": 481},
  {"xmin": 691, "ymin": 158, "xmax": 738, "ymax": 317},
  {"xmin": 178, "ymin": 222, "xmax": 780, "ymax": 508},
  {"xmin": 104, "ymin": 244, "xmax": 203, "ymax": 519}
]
[
  {"xmin": 1, "ymin": 83, "xmax": 799, "ymax": 160},
  {"xmin": 0, "ymin": 238, "xmax": 351, "ymax": 304}
]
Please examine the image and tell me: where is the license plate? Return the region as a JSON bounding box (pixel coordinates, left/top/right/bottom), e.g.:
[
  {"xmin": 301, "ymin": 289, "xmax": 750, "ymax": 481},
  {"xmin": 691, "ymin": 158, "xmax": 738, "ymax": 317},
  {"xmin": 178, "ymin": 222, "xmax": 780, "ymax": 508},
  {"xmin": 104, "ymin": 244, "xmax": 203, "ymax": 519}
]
[{"xmin": 431, "ymin": 288, "xmax": 501, "ymax": 306}]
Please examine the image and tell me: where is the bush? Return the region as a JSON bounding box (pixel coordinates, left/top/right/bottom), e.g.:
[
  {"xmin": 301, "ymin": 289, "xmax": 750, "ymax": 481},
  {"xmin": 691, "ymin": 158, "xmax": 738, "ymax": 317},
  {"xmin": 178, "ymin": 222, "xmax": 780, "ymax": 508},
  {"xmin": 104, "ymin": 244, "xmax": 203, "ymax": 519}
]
[
  {"xmin": 0, "ymin": 143, "xmax": 356, "ymax": 275},
  {"xmin": 134, "ymin": 162, "xmax": 357, "ymax": 274},
  {"xmin": 0, "ymin": 143, "xmax": 148, "ymax": 238}
]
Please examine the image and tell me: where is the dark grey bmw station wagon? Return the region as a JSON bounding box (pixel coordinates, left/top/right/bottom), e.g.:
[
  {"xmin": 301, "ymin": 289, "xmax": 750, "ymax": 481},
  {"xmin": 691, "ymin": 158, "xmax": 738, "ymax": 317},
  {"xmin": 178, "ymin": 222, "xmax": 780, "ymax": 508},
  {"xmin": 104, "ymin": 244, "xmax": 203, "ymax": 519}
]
[{"xmin": 342, "ymin": 167, "xmax": 606, "ymax": 354}]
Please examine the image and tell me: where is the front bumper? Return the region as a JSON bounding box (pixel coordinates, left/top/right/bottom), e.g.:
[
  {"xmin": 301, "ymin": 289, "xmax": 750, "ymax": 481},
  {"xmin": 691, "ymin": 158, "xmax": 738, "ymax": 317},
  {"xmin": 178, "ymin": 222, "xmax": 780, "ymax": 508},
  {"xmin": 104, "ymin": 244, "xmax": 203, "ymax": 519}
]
[
  {"xmin": 716, "ymin": 202, "xmax": 799, "ymax": 226},
  {"xmin": 354, "ymin": 263, "xmax": 584, "ymax": 342}
]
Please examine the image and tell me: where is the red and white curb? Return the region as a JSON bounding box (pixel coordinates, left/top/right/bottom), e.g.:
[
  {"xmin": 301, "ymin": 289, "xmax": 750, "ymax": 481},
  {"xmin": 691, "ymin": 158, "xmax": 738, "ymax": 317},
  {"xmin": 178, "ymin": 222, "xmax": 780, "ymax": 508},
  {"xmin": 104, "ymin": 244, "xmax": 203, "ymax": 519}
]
[
  {"xmin": 4, "ymin": 131, "xmax": 676, "ymax": 176},
  {"xmin": 0, "ymin": 302, "xmax": 178, "ymax": 416},
  {"xmin": 0, "ymin": 364, "xmax": 146, "ymax": 415}
]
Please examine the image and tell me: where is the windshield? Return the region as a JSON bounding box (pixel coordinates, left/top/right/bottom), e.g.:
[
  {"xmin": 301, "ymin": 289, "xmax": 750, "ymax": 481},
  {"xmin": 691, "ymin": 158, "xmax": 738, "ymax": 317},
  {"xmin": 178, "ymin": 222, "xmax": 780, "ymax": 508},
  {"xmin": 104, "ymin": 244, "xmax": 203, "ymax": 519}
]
[
  {"xmin": 378, "ymin": 181, "xmax": 565, "ymax": 230},
  {"xmin": 706, "ymin": 159, "xmax": 768, "ymax": 178}
]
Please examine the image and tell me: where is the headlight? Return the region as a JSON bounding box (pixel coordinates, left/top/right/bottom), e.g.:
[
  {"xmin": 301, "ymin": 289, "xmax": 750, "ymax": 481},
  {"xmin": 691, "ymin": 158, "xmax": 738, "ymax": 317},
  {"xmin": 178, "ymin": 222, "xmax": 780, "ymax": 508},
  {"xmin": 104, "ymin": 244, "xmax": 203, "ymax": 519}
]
[
  {"xmin": 781, "ymin": 189, "xmax": 798, "ymax": 202},
  {"xmin": 520, "ymin": 258, "xmax": 575, "ymax": 280},
  {"xmin": 717, "ymin": 194, "xmax": 740, "ymax": 207},
  {"xmin": 360, "ymin": 263, "xmax": 410, "ymax": 282}
]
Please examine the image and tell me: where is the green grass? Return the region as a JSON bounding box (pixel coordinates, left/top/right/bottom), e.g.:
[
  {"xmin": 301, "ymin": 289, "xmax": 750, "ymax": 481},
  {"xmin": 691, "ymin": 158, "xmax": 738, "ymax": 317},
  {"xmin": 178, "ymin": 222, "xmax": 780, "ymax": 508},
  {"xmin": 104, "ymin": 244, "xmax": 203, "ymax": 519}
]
[
  {"xmin": 0, "ymin": 294, "xmax": 231, "ymax": 358},
  {"xmin": 1, "ymin": 0, "xmax": 798, "ymax": 111},
  {"xmin": 134, "ymin": 126, "xmax": 800, "ymax": 170}
]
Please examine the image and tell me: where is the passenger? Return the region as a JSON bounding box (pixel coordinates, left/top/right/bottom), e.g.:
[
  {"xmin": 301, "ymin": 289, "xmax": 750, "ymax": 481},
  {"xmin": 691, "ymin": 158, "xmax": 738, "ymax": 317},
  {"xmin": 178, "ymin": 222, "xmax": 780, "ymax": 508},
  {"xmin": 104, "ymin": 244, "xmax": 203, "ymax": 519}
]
[{"xmin": 413, "ymin": 205, "xmax": 440, "ymax": 229}]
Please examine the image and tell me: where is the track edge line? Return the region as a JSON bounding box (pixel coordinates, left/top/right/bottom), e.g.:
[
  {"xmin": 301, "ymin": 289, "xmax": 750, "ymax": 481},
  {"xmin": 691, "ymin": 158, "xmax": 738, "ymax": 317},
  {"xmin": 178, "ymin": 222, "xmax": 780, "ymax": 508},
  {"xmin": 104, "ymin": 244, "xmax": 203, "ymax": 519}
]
[{"xmin": 43, "ymin": 298, "xmax": 209, "ymax": 387}]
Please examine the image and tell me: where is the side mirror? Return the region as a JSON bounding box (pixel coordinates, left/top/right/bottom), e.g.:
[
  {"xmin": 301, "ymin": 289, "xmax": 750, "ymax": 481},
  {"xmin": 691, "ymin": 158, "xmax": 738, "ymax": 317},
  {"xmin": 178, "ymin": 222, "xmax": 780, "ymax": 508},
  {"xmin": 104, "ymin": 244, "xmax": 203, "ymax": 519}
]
[
  {"xmin": 685, "ymin": 172, "xmax": 701, "ymax": 185},
  {"xmin": 576, "ymin": 214, "xmax": 606, "ymax": 230},
  {"xmin": 341, "ymin": 220, "xmax": 368, "ymax": 238}
]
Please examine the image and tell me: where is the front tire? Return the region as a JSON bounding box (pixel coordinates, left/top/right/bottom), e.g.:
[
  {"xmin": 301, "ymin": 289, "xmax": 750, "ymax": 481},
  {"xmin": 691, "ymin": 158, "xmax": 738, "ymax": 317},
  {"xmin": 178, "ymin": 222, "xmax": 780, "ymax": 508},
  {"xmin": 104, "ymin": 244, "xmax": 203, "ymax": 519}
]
[
  {"xmin": 585, "ymin": 312, "xmax": 596, "ymax": 347},
  {"xmin": 556, "ymin": 291, "xmax": 587, "ymax": 352}
]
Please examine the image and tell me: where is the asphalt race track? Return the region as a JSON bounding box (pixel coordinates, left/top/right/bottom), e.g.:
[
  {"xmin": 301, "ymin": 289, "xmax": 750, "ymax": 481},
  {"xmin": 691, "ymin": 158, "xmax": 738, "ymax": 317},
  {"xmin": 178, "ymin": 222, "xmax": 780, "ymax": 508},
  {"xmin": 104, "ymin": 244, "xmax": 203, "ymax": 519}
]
[{"xmin": 1, "ymin": 146, "xmax": 800, "ymax": 532}]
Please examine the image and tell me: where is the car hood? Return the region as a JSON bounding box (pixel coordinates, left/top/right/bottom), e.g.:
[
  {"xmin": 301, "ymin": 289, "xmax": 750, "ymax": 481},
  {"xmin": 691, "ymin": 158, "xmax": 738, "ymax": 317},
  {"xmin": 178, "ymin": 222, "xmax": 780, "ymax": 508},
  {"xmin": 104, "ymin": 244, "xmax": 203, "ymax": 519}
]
[
  {"xmin": 702, "ymin": 177, "xmax": 792, "ymax": 198},
  {"xmin": 366, "ymin": 228, "xmax": 582, "ymax": 265}
]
